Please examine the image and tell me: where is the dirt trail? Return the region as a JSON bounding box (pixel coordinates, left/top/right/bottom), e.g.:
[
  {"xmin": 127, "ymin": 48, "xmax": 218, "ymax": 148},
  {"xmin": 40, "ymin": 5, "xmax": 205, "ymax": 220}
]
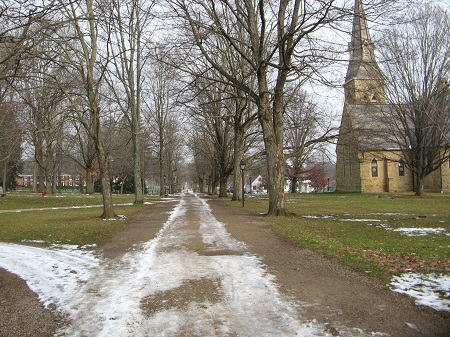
[{"xmin": 0, "ymin": 193, "xmax": 449, "ymax": 336}]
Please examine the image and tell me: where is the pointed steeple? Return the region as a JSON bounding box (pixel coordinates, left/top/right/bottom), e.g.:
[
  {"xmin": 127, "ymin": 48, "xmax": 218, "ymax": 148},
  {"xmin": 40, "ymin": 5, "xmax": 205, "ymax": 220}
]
[{"xmin": 344, "ymin": 0, "xmax": 385, "ymax": 104}]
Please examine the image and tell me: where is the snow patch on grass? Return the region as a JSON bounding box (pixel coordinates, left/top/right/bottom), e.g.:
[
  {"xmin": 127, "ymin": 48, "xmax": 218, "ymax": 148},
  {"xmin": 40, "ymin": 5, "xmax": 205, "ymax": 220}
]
[{"xmin": 389, "ymin": 273, "xmax": 450, "ymax": 311}]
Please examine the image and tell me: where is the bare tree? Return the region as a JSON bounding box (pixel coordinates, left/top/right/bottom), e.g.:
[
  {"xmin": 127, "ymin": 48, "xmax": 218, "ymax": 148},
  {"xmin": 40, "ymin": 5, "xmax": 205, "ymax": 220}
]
[
  {"xmin": 184, "ymin": 74, "xmax": 236, "ymax": 197},
  {"xmin": 103, "ymin": 0, "xmax": 155, "ymax": 203},
  {"xmin": 64, "ymin": 116, "xmax": 98, "ymax": 194},
  {"xmin": 378, "ymin": 4, "xmax": 450, "ymax": 195},
  {"xmin": 54, "ymin": 0, "xmax": 115, "ymax": 218},
  {"xmin": 163, "ymin": 114, "xmax": 185, "ymax": 194},
  {"xmin": 144, "ymin": 57, "xmax": 182, "ymax": 196},
  {"xmin": 188, "ymin": 128, "xmax": 215, "ymax": 194},
  {"xmin": 284, "ymin": 87, "xmax": 338, "ymax": 192},
  {"xmin": 0, "ymin": 87, "xmax": 22, "ymax": 191}
]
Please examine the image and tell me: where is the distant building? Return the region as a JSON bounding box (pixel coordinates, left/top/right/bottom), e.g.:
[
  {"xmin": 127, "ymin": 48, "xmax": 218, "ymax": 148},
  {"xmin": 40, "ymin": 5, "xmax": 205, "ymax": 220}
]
[
  {"xmin": 249, "ymin": 175, "xmax": 267, "ymax": 194},
  {"xmin": 336, "ymin": 0, "xmax": 449, "ymax": 193},
  {"xmin": 16, "ymin": 174, "xmax": 80, "ymax": 190}
]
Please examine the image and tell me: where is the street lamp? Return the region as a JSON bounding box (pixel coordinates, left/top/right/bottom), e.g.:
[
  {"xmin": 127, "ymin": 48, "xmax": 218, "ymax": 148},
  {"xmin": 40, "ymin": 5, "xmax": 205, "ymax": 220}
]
[{"xmin": 240, "ymin": 160, "xmax": 246, "ymax": 207}]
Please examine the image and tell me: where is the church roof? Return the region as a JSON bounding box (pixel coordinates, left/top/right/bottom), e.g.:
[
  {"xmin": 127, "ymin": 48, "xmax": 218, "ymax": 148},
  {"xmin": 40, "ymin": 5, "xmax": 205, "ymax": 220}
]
[{"xmin": 345, "ymin": 103, "xmax": 401, "ymax": 151}]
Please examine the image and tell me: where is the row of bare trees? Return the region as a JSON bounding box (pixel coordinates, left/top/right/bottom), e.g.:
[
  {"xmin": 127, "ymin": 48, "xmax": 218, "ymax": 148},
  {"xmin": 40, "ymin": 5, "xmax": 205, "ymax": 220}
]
[{"xmin": 0, "ymin": 0, "xmax": 187, "ymax": 218}]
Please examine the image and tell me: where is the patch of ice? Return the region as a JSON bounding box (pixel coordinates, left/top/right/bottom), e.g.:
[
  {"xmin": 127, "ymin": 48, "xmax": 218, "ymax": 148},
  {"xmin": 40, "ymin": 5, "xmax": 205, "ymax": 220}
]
[
  {"xmin": 389, "ymin": 273, "xmax": 450, "ymax": 311},
  {"xmin": 391, "ymin": 227, "xmax": 446, "ymax": 236},
  {"xmin": 340, "ymin": 218, "xmax": 382, "ymax": 222},
  {"xmin": 303, "ymin": 215, "xmax": 335, "ymax": 219}
]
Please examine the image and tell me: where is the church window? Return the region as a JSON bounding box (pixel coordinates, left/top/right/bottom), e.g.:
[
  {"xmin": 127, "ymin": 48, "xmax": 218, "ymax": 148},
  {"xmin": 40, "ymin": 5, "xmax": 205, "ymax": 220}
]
[
  {"xmin": 398, "ymin": 159, "xmax": 405, "ymax": 176},
  {"xmin": 371, "ymin": 159, "xmax": 378, "ymax": 177}
]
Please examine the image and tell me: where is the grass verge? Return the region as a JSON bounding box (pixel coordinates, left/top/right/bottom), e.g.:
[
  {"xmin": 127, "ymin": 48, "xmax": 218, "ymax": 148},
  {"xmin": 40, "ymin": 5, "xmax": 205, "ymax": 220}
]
[
  {"xmin": 231, "ymin": 192, "xmax": 450, "ymax": 280},
  {"xmin": 0, "ymin": 193, "xmax": 162, "ymax": 246}
]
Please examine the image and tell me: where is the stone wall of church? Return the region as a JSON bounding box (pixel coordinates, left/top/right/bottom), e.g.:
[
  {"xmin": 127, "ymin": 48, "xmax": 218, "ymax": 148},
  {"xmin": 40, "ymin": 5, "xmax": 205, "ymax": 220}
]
[
  {"xmin": 357, "ymin": 150, "xmax": 450, "ymax": 193},
  {"xmin": 335, "ymin": 116, "xmax": 362, "ymax": 192},
  {"xmin": 336, "ymin": 142, "xmax": 362, "ymax": 192},
  {"xmin": 440, "ymin": 159, "xmax": 450, "ymax": 192},
  {"xmin": 345, "ymin": 78, "xmax": 386, "ymax": 104},
  {"xmin": 336, "ymin": 135, "xmax": 449, "ymax": 194},
  {"xmin": 359, "ymin": 151, "xmax": 413, "ymax": 193},
  {"xmin": 423, "ymin": 155, "xmax": 450, "ymax": 193}
]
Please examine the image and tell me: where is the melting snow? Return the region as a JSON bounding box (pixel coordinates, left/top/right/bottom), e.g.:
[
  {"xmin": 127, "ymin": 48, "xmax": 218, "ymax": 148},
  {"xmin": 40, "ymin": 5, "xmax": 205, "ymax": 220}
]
[
  {"xmin": 389, "ymin": 273, "xmax": 450, "ymax": 311},
  {"xmin": 391, "ymin": 227, "xmax": 447, "ymax": 236}
]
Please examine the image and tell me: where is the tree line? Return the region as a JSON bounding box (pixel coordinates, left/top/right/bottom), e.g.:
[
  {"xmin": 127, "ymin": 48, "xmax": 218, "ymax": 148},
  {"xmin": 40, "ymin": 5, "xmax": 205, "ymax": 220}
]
[{"xmin": 0, "ymin": 0, "xmax": 448, "ymax": 217}]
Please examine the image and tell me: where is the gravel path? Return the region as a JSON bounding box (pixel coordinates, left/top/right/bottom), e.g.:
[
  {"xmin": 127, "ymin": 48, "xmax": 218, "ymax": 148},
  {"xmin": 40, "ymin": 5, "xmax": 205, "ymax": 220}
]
[{"xmin": 0, "ymin": 193, "xmax": 449, "ymax": 336}]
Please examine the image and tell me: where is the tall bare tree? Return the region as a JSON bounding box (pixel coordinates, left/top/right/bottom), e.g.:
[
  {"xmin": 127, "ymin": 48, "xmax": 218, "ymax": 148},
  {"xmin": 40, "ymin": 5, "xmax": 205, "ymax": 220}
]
[
  {"xmin": 378, "ymin": 4, "xmax": 450, "ymax": 195},
  {"xmin": 103, "ymin": 0, "xmax": 155, "ymax": 203},
  {"xmin": 284, "ymin": 88, "xmax": 338, "ymax": 192},
  {"xmin": 187, "ymin": 79, "xmax": 235, "ymax": 197},
  {"xmin": 0, "ymin": 87, "xmax": 22, "ymax": 191},
  {"xmin": 65, "ymin": 116, "xmax": 98, "ymax": 194},
  {"xmin": 144, "ymin": 57, "xmax": 181, "ymax": 196},
  {"xmin": 55, "ymin": 0, "xmax": 115, "ymax": 218}
]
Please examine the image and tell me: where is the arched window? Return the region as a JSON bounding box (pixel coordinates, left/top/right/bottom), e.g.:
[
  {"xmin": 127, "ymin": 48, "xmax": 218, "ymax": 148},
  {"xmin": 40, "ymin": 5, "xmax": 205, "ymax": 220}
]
[
  {"xmin": 371, "ymin": 159, "xmax": 378, "ymax": 177},
  {"xmin": 398, "ymin": 159, "xmax": 405, "ymax": 176}
]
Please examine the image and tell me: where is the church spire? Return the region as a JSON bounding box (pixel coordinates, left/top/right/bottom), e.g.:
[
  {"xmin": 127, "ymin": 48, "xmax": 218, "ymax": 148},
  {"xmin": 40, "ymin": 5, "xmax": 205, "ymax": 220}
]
[
  {"xmin": 344, "ymin": 0, "xmax": 385, "ymax": 103},
  {"xmin": 350, "ymin": 0, "xmax": 373, "ymax": 59}
]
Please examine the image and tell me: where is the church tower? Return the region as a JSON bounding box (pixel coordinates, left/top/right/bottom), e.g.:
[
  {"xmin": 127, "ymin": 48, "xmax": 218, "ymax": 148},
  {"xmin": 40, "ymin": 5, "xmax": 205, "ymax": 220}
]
[
  {"xmin": 336, "ymin": 0, "xmax": 388, "ymax": 192},
  {"xmin": 344, "ymin": 0, "xmax": 385, "ymax": 104},
  {"xmin": 336, "ymin": 0, "xmax": 447, "ymax": 193}
]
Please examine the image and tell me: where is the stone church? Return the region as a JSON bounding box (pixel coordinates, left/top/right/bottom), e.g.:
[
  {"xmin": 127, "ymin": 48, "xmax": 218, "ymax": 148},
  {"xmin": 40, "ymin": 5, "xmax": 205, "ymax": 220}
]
[{"xmin": 335, "ymin": 0, "xmax": 449, "ymax": 193}]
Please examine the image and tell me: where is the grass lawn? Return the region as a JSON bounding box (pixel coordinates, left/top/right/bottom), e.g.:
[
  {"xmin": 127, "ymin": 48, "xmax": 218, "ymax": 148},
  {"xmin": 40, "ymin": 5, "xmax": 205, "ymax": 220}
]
[
  {"xmin": 230, "ymin": 192, "xmax": 450, "ymax": 280},
  {"xmin": 0, "ymin": 192, "xmax": 162, "ymax": 246}
]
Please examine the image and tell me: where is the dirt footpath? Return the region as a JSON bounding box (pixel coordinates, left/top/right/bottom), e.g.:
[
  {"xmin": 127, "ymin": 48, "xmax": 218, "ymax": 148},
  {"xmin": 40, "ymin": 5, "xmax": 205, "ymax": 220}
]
[
  {"xmin": 1, "ymin": 195, "xmax": 449, "ymax": 336},
  {"xmin": 208, "ymin": 198, "xmax": 450, "ymax": 336}
]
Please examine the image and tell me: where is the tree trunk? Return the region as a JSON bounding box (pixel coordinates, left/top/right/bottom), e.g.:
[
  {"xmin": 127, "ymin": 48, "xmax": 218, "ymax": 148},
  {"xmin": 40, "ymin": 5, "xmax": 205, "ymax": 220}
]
[
  {"xmin": 85, "ymin": 169, "xmax": 94, "ymax": 194},
  {"xmin": 35, "ymin": 143, "xmax": 45, "ymax": 192},
  {"xmin": 232, "ymin": 125, "xmax": 244, "ymax": 201},
  {"xmin": 264, "ymin": 135, "xmax": 286, "ymax": 215},
  {"xmin": 219, "ymin": 176, "xmax": 227, "ymax": 198},
  {"xmin": 132, "ymin": 115, "xmax": 143, "ymax": 203},
  {"xmin": 33, "ymin": 162, "xmax": 38, "ymax": 193},
  {"xmin": 258, "ymin": 80, "xmax": 286, "ymax": 216},
  {"xmin": 159, "ymin": 133, "xmax": 165, "ymax": 196},
  {"xmin": 96, "ymin": 133, "xmax": 115, "ymax": 218},
  {"xmin": 290, "ymin": 177, "xmax": 297, "ymax": 193},
  {"xmin": 45, "ymin": 145, "xmax": 53, "ymax": 194},
  {"xmin": 2, "ymin": 161, "xmax": 7, "ymax": 192},
  {"xmin": 415, "ymin": 172, "xmax": 425, "ymax": 196}
]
